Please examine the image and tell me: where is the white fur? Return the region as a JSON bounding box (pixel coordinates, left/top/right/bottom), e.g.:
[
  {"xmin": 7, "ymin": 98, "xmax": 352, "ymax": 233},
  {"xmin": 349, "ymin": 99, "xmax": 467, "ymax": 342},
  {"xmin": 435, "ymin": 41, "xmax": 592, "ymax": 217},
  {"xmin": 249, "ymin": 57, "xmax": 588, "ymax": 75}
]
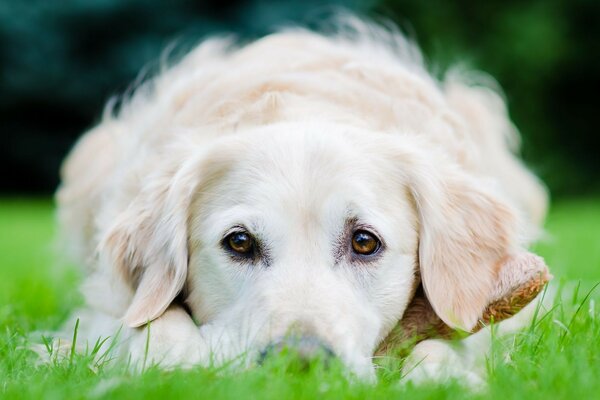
[{"xmin": 55, "ymin": 19, "xmax": 548, "ymax": 383}]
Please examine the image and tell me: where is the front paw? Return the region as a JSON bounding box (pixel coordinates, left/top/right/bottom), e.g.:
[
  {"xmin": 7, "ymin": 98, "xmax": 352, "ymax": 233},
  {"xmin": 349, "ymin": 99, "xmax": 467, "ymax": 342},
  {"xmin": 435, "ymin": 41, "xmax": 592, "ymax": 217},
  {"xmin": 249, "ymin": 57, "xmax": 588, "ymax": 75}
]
[
  {"xmin": 125, "ymin": 307, "xmax": 209, "ymax": 370},
  {"xmin": 402, "ymin": 339, "xmax": 485, "ymax": 390}
]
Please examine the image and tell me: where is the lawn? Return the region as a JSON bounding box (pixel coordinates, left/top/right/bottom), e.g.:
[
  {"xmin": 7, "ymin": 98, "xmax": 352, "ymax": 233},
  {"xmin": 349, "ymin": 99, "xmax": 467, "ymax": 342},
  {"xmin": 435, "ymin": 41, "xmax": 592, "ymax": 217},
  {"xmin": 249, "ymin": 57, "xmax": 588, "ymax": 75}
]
[{"xmin": 1, "ymin": 198, "xmax": 599, "ymax": 399}]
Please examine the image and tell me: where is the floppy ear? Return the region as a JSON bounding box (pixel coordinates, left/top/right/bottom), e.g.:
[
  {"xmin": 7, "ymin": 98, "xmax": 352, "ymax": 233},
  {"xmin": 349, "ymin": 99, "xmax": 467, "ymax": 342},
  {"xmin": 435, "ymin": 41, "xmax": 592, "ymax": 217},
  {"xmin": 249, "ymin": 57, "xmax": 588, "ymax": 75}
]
[
  {"xmin": 375, "ymin": 251, "xmax": 550, "ymax": 355},
  {"xmin": 407, "ymin": 155, "xmax": 520, "ymax": 332},
  {"xmin": 100, "ymin": 137, "xmax": 239, "ymax": 328},
  {"xmin": 101, "ymin": 164, "xmax": 198, "ymax": 328},
  {"xmin": 98, "ymin": 140, "xmax": 235, "ymax": 329}
]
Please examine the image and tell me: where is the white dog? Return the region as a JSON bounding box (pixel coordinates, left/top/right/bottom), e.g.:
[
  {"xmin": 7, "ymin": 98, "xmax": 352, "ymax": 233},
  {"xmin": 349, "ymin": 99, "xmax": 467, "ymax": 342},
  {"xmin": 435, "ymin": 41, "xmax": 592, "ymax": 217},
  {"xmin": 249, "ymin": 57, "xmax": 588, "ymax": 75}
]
[{"xmin": 55, "ymin": 19, "xmax": 549, "ymax": 384}]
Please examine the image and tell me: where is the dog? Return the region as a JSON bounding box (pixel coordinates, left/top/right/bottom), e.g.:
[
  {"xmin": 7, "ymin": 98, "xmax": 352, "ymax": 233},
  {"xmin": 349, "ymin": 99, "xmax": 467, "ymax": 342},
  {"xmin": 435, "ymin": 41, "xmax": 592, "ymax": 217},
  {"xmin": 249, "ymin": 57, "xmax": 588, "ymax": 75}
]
[{"xmin": 54, "ymin": 18, "xmax": 549, "ymax": 384}]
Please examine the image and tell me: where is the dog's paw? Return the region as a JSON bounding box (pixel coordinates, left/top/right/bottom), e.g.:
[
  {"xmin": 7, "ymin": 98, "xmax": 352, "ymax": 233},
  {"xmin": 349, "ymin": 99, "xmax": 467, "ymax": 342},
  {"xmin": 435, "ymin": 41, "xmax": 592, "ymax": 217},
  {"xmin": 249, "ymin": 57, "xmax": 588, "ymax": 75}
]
[
  {"xmin": 26, "ymin": 337, "xmax": 76, "ymax": 365},
  {"xmin": 125, "ymin": 306, "xmax": 209, "ymax": 370},
  {"xmin": 402, "ymin": 339, "xmax": 485, "ymax": 390}
]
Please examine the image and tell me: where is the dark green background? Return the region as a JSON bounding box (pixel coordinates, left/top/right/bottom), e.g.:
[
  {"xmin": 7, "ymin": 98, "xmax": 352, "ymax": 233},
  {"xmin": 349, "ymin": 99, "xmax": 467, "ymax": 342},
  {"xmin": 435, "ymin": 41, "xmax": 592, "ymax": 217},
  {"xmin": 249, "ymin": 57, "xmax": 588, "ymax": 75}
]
[{"xmin": 2, "ymin": 0, "xmax": 598, "ymax": 196}]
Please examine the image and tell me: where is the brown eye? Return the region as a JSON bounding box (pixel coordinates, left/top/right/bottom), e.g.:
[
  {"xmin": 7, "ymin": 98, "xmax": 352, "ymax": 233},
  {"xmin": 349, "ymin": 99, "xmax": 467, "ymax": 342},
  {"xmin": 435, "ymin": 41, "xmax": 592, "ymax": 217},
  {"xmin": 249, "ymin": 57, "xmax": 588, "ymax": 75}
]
[
  {"xmin": 227, "ymin": 231, "xmax": 254, "ymax": 254},
  {"xmin": 351, "ymin": 230, "xmax": 380, "ymax": 255}
]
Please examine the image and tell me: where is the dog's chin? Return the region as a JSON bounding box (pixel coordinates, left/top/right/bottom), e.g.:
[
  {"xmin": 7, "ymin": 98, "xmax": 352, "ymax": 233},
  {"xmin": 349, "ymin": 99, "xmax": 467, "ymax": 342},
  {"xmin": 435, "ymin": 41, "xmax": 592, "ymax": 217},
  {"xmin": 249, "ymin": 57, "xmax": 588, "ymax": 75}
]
[{"xmin": 197, "ymin": 321, "xmax": 376, "ymax": 380}]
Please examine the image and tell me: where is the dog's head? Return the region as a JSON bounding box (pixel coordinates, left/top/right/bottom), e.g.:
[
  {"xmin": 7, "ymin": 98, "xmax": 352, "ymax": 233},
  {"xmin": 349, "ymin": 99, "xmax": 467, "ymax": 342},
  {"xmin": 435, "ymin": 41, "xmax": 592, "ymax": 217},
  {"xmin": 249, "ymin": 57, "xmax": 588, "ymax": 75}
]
[{"xmin": 103, "ymin": 121, "xmax": 526, "ymax": 378}]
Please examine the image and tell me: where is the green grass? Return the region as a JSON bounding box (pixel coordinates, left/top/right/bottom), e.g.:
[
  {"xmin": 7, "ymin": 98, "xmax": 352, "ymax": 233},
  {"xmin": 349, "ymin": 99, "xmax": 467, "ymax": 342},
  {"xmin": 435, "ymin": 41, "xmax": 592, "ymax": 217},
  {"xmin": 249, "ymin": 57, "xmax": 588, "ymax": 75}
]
[{"xmin": 1, "ymin": 198, "xmax": 599, "ymax": 399}]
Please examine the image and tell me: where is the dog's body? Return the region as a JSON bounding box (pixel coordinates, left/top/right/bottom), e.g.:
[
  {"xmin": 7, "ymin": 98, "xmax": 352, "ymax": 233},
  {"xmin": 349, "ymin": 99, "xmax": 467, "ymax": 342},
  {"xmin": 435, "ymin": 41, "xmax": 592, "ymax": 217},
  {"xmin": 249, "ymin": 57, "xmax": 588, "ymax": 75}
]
[{"xmin": 56, "ymin": 20, "xmax": 548, "ymax": 383}]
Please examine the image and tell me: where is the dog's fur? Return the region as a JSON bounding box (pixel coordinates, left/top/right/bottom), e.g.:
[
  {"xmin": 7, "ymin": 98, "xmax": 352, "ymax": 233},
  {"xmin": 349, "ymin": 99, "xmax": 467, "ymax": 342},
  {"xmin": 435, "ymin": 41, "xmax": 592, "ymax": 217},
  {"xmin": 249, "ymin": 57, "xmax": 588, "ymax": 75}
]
[{"xmin": 55, "ymin": 19, "xmax": 549, "ymax": 383}]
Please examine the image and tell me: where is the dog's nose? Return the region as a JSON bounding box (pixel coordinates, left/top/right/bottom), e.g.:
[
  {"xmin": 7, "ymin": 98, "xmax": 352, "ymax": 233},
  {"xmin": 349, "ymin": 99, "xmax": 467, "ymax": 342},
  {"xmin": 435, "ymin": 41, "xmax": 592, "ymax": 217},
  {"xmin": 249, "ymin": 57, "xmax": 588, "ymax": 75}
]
[{"xmin": 259, "ymin": 335, "xmax": 335, "ymax": 365}]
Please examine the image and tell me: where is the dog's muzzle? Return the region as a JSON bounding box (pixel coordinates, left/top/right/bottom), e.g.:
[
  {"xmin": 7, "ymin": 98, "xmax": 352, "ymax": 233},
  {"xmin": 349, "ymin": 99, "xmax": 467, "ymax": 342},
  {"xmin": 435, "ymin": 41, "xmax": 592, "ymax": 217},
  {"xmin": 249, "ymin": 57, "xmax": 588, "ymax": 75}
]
[{"xmin": 258, "ymin": 335, "xmax": 335, "ymax": 366}]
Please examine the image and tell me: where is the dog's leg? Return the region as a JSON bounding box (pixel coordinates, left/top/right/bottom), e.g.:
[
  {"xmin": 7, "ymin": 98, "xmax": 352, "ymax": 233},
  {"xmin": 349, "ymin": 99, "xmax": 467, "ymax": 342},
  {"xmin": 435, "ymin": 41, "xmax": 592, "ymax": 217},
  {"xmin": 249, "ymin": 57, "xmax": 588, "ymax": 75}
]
[
  {"xmin": 35, "ymin": 305, "xmax": 255, "ymax": 370},
  {"xmin": 125, "ymin": 305, "xmax": 258, "ymax": 370},
  {"xmin": 124, "ymin": 305, "xmax": 210, "ymax": 370},
  {"xmin": 402, "ymin": 289, "xmax": 552, "ymax": 388}
]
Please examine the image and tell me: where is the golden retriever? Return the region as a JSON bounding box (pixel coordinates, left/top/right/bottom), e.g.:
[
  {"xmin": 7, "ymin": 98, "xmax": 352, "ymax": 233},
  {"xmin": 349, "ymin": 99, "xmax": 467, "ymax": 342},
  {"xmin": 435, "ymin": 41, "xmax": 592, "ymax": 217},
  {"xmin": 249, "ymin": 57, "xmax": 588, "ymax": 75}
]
[{"xmin": 55, "ymin": 18, "xmax": 549, "ymax": 384}]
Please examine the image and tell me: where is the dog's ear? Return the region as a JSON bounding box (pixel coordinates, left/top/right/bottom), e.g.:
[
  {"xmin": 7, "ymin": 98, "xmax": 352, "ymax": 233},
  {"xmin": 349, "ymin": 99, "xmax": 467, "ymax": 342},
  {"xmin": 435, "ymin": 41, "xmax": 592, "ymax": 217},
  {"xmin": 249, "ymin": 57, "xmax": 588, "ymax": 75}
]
[
  {"xmin": 100, "ymin": 146, "xmax": 231, "ymax": 328},
  {"xmin": 406, "ymin": 152, "xmax": 521, "ymax": 332},
  {"xmin": 101, "ymin": 166, "xmax": 196, "ymax": 328},
  {"xmin": 376, "ymin": 252, "xmax": 550, "ymax": 354}
]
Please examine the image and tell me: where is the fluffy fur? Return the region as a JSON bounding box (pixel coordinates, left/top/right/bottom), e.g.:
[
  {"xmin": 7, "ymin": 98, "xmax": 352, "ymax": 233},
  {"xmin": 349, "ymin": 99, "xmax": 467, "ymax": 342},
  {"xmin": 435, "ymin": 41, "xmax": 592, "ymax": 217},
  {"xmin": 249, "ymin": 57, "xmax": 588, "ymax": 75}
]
[{"xmin": 55, "ymin": 18, "xmax": 549, "ymax": 382}]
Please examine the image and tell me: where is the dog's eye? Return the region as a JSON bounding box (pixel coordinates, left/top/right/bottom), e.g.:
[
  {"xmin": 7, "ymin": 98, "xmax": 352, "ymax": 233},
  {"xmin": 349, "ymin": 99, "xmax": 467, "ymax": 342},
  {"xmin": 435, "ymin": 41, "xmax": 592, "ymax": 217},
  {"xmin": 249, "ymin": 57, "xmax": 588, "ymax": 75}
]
[
  {"xmin": 224, "ymin": 231, "xmax": 255, "ymax": 256},
  {"xmin": 351, "ymin": 230, "xmax": 380, "ymax": 256}
]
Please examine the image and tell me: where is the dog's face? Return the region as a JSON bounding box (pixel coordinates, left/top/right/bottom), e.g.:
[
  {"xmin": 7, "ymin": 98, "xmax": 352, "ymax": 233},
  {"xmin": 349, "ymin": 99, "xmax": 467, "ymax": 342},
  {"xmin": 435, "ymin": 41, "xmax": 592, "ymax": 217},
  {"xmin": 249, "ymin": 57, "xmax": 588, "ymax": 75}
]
[
  {"xmin": 105, "ymin": 121, "xmax": 518, "ymax": 379},
  {"xmin": 186, "ymin": 123, "xmax": 420, "ymax": 377}
]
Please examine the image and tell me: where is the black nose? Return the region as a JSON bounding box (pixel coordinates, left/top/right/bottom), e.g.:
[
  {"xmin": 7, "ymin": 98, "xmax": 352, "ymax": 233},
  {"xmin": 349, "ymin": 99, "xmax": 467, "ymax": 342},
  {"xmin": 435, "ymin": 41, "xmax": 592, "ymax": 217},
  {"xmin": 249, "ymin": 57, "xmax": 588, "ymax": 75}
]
[{"xmin": 259, "ymin": 335, "xmax": 336, "ymax": 366}]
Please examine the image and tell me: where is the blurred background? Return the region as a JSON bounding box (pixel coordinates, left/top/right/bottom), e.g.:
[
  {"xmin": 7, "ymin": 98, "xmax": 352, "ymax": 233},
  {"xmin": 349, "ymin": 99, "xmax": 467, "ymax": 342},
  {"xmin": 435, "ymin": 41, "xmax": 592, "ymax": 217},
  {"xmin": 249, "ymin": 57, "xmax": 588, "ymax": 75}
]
[{"xmin": 1, "ymin": 0, "xmax": 598, "ymax": 197}]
